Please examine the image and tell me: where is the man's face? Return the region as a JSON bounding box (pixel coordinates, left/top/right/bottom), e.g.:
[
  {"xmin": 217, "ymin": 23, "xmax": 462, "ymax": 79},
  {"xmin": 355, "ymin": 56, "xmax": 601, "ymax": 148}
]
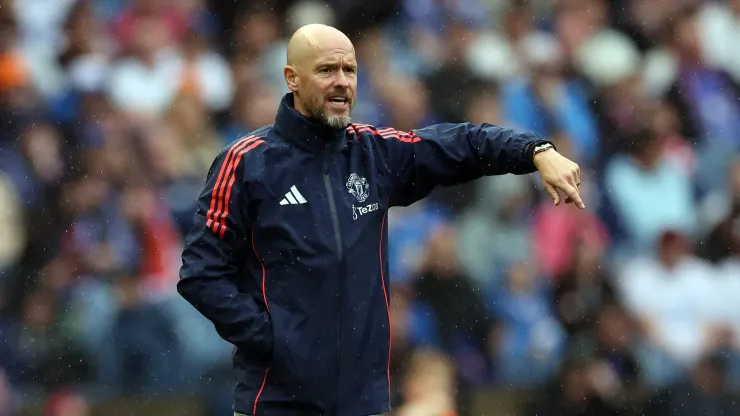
[{"xmin": 298, "ymin": 47, "xmax": 357, "ymax": 129}]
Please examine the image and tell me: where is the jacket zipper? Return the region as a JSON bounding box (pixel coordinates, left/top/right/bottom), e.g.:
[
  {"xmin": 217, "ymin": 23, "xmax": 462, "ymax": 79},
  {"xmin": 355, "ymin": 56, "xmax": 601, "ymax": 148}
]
[
  {"xmin": 323, "ymin": 152, "xmax": 343, "ymax": 410},
  {"xmin": 322, "ymin": 156, "xmax": 343, "ymax": 259}
]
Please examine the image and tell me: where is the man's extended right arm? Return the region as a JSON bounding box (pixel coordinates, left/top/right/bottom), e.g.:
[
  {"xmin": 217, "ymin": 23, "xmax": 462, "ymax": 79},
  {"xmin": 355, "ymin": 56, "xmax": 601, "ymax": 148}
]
[{"xmin": 177, "ymin": 140, "xmax": 273, "ymax": 357}]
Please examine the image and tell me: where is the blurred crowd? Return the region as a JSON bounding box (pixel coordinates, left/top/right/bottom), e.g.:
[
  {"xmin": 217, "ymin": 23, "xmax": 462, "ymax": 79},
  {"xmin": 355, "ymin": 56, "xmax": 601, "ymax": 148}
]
[{"xmin": 1, "ymin": 0, "xmax": 740, "ymax": 415}]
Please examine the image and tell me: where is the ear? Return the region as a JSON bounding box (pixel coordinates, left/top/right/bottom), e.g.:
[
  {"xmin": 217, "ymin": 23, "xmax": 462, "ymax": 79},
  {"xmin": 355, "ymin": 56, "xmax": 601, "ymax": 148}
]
[{"xmin": 284, "ymin": 65, "xmax": 299, "ymax": 93}]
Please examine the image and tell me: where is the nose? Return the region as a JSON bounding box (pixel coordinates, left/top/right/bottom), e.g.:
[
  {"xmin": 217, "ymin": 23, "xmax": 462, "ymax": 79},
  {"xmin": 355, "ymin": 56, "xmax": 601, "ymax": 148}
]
[{"xmin": 333, "ymin": 70, "xmax": 350, "ymax": 88}]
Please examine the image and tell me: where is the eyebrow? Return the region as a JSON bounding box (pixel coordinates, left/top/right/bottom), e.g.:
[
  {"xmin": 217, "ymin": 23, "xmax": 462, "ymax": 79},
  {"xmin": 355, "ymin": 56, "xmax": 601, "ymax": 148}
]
[{"xmin": 317, "ymin": 61, "xmax": 357, "ymax": 67}]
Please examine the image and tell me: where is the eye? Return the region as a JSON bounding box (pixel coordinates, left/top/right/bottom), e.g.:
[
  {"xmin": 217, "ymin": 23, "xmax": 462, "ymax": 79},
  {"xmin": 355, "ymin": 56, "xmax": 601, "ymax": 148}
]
[
  {"xmin": 319, "ymin": 67, "xmax": 331, "ymax": 73},
  {"xmin": 345, "ymin": 67, "xmax": 356, "ymax": 74}
]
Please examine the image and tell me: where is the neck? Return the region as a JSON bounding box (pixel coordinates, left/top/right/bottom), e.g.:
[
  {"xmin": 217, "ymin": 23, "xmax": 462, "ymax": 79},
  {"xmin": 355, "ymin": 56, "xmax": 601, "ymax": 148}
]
[
  {"xmin": 274, "ymin": 93, "xmax": 349, "ymax": 153},
  {"xmin": 292, "ymin": 93, "xmax": 312, "ymax": 119}
]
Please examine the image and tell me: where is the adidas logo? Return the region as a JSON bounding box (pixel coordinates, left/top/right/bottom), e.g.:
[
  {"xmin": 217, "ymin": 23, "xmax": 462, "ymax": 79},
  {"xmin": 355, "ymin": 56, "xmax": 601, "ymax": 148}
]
[{"xmin": 280, "ymin": 185, "xmax": 308, "ymax": 205}]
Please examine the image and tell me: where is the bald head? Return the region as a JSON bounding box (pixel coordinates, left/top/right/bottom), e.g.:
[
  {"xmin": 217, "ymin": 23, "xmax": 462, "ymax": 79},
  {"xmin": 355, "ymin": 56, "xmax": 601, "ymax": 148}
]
[
  {"xmin": 283, "ymin": 24, "xmax": 358, "ymax": 129},
  {"xmin": 286, "ymin": 24, "xmax": 354, "ymax": 68}
]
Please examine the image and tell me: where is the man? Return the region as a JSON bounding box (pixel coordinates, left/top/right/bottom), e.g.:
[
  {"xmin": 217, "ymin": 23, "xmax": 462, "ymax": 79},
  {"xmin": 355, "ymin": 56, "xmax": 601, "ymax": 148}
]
[{"xmin": 178, "ymin": 24, "xmax": 583, "ymax": 416}]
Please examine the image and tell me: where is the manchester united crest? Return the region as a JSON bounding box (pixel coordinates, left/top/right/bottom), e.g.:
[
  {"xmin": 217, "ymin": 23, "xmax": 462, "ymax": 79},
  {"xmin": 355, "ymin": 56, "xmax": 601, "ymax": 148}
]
[{"xmin": 346, "ymin": 173, "xmax": 370, "ymax": 203}]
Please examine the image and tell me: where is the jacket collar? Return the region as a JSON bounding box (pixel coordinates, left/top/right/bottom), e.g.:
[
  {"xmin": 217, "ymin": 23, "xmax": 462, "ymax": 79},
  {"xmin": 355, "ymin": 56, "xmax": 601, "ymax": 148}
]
[{"xmin": 274, "ymin": 93, "xmax": 349, "ymax": 153}]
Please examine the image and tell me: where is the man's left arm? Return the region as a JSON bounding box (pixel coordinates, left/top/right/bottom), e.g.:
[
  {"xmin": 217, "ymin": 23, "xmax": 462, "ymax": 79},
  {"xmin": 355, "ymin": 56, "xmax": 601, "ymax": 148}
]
[{"xmin": 383, "ymin": 122, "xmax": 583, "ymax": 208}]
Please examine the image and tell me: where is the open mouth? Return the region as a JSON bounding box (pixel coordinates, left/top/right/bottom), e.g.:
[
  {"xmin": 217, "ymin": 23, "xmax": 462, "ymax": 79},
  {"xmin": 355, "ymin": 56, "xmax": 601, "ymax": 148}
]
[{"xmin": 327, "ymin": 96, "xmax": 349, "ymax": 107}]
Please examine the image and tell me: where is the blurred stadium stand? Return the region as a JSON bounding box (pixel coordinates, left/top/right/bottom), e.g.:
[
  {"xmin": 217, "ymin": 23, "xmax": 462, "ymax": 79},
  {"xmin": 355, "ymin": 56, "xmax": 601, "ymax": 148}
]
[{"xmin": 2, "ymin": 0, "xmax": 740, "ymax": 415}]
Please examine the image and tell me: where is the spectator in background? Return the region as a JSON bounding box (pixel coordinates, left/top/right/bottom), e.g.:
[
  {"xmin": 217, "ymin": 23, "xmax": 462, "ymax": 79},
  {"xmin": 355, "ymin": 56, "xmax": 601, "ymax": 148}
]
[
  {"xmin": 501, "ymin": 32, "xmax": 599, "ymax": 165},
  {"xmin": 457, "ymin": 174, "xmax": 535, "ymax": 284},
  {"xmin": 534, "ymin": 167, "xmax": 610, "ymax": 279},
  {"xmin": 118, "ymin": 183, "xmax": 181, "ymax": 296},
  {"xmin": 376, "ymin": 75, "xmax": 437, "ymax": 138},
  {"xmin": 42, "ymin": 388, "xmax": 90, "ymax": 416},
  {"xmin": 455, "ymin": 88, "xmax": 530, "ymax": 277},
  {"xmin": 107, "ymin": 10, "xmax": 182, "ymax": 116},
  {"xmin": 604, "ymin": 127, "xmax": 697, "ymax": 255},
  {"xmin": 463, "ymin": 83, "xmax": 500, "ymax": 128},
  {"xmin": 526, "ymin": 358, "xmax": 624, "ymax": 416},
  {"xmin": 3, "ymin": 122, "xmax": 69, "ymax": 312},
  {"xmin": 112, "ymin": 0, "xmax": 187, "ymax": 54},
  {"xmin": 644, "ymin": 352, "xmax": 737, "ymax": 416},
  {"xmin": 664, "ymin": 4, "xmax": 740, "ymax": 195},
  {"xmin": 387, "ymin": 285, "xmax": 427, "ymax": 408},
  {"xmin": 555, "ymin": 0, "xmax": 612, "ymax": 61},
  {"xmin": 697, "ymin": 0, "xmax": 740, "ymax": 83},
  {"xmin": 579, "ymin": 30, "xmax": 646, "ymax": 166},
  {"xmin": 10, "ymin": 0, "xmax": 77, "ymax": 98},
  {"xmin": 0, "ymin": 172, "xmax": 24, "ymax": 274},
  {"xmin": 0, "ymin": 5, "xmax": 31, "ymax": 120},
  {"xmin": 12, "ymin": 123, "xmax": 66, "ymax": 212},
  {"xmin": 0, "ymin": 368, "xmax": 16, "ymax": 415},
  {"xmin": 1, "ymin": 0, "xmax": 740, "ymax": 414},
  {"xmin": 699, "ymin": 157, "xmax": 740, "ymax": 264},
  {"xmin": 346, "ymin": 27, "xmax": 389, "ymax": 126},
  {"xmin": 609, "ymin": 0, "xmax": 679, "ymax": 51},
  {"xmin": 650, "ymin": 100, "xmax": 696, "ymax": 176},
  {"xmin": 176, "ymin": 23, "xmax": 234, "ymax": 113},
  {"xmin": 665, "ymin": 4, "xmax": 740, "ymax": 148},
  {"xmin": 387, "ymin": 199, "xmax": 450, "ymax": 285},
  {"xmin": 489, "ymin": 261, "xmax": 564, "ymax": 388},
  {"xmin": 396, "ymin": 349, "xmax": 458, "ymax": 416},
  {"xmin": 716, "ymin": 247, "xmax": 740, "ymax": 389},
  {"xmin": 617, "ymin": 230, "xmax": 716, "ymax": 388},
  {"xmin": 173, "ymin": 0, "xmax": 220, "ymax": 39},
  {"xmin": 110, "ymin": 269, "xmax": 182, "ymax": 393},
  {"xmin": 230, "ymin": 6, "xmax": 288, "ymax": 95},
  {"xmin": 423, "ymin": 20, "xmax": 483, "ymax": 124},
  {"xmin": 56, "ymin": 0, "xmax": 111, "ymax": 79},
  {"xmin": 12, "ymin": 285, "xmax": 93, "ymax": 390},
  {"xmin": 49, "ymin": 0, "xmax": 113, "ymax": 126},
  {"xmin": 590, "ymin": 304, "xmax": 642, "ymax": 399},
  {"xmin": 552, "ymin": 238, "xmax": 616, "ymax": 344},
  {"xmin": 220, "ymin": 84, "xmax": 280, "ymax": 144},
  {"xmin": 164, "ymin": 92, "xmax": 223, "ymax": 178},
  {"xmin": 412, "ymin": 225, "xmax": 497, "ymax": 388},
  {"xmin": 107, "ymin": 0, "xmax": 234, "ymax": 118},
  {"xmin": 697, "ymin": 160, "xmax": 740, "ymax": 387},
  {"xmin": 61, "ymin": 173, "xmax": 137, "ymax": 278}
]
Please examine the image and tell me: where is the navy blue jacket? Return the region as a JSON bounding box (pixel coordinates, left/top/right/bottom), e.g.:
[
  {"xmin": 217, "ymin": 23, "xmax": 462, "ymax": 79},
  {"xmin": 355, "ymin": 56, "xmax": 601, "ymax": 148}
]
[{"xmin": 178, "ymin": 93, "xmax": 548, "ymax": 415}]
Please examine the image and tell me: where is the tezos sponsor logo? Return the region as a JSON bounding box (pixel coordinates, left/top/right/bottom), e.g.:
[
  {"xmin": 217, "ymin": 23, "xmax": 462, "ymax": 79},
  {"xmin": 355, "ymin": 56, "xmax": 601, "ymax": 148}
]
[{"xmin": 352, "ymin": 203, "xmax": 379, "ymax": 220}]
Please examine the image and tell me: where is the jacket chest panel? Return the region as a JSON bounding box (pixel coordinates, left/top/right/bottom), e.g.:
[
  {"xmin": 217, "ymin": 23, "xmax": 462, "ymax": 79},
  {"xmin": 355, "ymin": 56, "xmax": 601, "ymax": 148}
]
[{"xmin": 247, "ymin": 148, "xmax": 388, "ymax": 267}]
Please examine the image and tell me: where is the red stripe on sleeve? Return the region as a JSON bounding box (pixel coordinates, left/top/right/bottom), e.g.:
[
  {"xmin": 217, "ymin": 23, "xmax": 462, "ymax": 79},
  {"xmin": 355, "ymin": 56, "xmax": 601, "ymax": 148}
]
[
  {"xmin": 356, "ymin": 126, "xmax": 422, "ymax": 143},
  {"xmin": 397, "ymin": 130, "xmax": 422, "ymax": 143},
  {"xmin": 356, "ymin": 126, "xmax": 380, "ymax": 135},
  {"xmin": 206, "ymin": 136, "xmax": 257, "ymax": 230},
  {"xmin": 212, "ymin": 140, "xmax": 265, "ymax": 238}
]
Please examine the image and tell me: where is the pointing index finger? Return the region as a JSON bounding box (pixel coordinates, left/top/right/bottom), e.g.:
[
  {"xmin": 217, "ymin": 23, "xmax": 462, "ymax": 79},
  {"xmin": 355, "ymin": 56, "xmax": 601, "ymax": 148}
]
[{"xmin": 561, "ymin": 183, "xmax": 586, "ymax": 209}]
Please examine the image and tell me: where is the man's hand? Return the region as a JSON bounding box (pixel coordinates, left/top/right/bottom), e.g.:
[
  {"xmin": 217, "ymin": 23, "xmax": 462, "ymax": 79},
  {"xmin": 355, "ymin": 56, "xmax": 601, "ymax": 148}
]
[{"xmin": 533, "ymin": 148, "xmax": 585, "ymax": 209}]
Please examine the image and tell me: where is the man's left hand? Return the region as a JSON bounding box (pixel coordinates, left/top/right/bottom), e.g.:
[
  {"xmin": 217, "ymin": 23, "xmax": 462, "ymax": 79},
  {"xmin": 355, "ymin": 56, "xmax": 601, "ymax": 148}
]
[{"xmin": 533, "ymin": 149, "xmax": 585, "ymax": 209}]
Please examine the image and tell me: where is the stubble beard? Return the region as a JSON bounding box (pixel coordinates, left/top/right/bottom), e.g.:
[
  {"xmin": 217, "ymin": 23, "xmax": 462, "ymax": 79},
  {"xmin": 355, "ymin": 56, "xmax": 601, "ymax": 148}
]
[{"xmin": 306, "ymin": 94, "xmax": 351, "ymax": 129}]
